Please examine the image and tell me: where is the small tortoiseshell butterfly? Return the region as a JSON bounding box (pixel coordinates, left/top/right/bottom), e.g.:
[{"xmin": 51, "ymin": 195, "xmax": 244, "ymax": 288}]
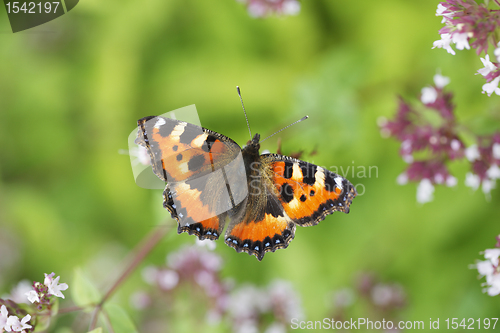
[{"xmin": 135, "ymin": 95, "xmax": 356, "ymax": 261}]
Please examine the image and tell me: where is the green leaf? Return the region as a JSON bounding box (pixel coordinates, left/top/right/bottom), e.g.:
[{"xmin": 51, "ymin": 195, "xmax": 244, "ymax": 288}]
[
  {"xmin": 87, "ymin": 328, "xmax": 103, "ymax": 333},
  {"xmin": 71, "ymin": 268, "xmax": 101, "ymax": 309},
  {"xmin": 102, "ymin": 304, "xmax": 138, "ymax": 333}
]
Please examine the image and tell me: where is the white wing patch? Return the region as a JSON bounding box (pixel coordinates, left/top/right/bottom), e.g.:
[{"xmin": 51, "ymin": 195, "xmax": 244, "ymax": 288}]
[
  {"xmin": 154, "ymin": 118, "xmax": 166, "ymax": 129},
  {"xmin": 334, "ymin": 176, "xmax": 343, "ymax": 190},
  {"xmin": 170, "ymin": 124, "xmax": 187, "ymax": 141},
  {"xmin": 192, "ymin": 133, "xmax": 209, "ymax": 148}
]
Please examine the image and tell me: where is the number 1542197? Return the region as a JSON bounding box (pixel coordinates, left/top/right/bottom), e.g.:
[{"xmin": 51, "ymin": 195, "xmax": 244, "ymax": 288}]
[
  {"xmin": 445, "ymin": 318, "xmax": 498, "ymax": 330},
  {"xmin": 5, "ymin": 2, "xmax": 60, "ymax": 14}
]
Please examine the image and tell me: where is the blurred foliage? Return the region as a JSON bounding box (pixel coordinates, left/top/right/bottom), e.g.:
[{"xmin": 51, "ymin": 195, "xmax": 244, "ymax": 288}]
[{"xmin": 0, "ymin": 0, "xmax": 499, "ymax": 332}]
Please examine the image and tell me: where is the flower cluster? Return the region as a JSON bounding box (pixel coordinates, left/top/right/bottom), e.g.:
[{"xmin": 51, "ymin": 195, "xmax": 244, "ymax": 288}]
[
  {"xmin": 329, "ymin": 273, "xmax": 406, "ymax": 327},
  {"xmin": 0, "ymin": 301, "xmax": 32, "ymax": 333},
  {"xmin": 379, "ymin": 73, "xmax": 462, "ymax": 203},
  {"xmin": 141, "ymin": 242, "xmax": 229, "ymax": 322},
  {"xmin": 380, "ymin": 73, "xmax": 500, "ymax": 202},
  {"xmin": 473, "ymin": 236, "xmax": 500, "ymax": 296},
  {"xmin": 477, "ymin": 54, "xmax": 500, "ymax": 96},
  {"xmin": 229, "ymin": 280, "xmax": 303, "ymax": 333},
  {"xmin": 464, "ymin": 133, "xmax": 500, "ymax": 198},
  {"xmin": 25, "ymin": 273, "xmax": 68, "ymax": 310},
  {"xmin": 236, "ymin": 0, "xmax": 301, "ymax": 18},
  {"xmin": 135, "ymin": 242, "xmax": 303, "ymax": 332},
  {"xmin": 0, "ymin": 273, "xmax": 68, "ymax": 333},
  {"xmin": 433, "ymin": 0, "xmax": 500, "ymax": 95}
]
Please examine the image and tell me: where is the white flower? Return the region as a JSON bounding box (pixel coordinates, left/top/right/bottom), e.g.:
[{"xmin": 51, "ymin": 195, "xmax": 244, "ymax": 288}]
[
  {"xmin": 0, "ymin": 305, "xmax": 8, "ymax": 330},
  {"xmin": 229, "ymin": 285, "xmax": 270, "ymax": 320},
  {"xmin": 474, "ymin": 248, "xmax": 500, "ymax": 297},
  {"xmin": 200, "ymin": 251, "xmax": 223, "ymax": 272},
  {"xmin": 486, "ymin": 285, "xmax": 500, "ymax": 296},
  {"xmin": 482, "ymin": 178, "xmax": 496, "ymax": 196},
  {"xmin": 450, "ymin": 139, "xmax": 461, "ymax": 151},
  {"xmin": 446, "ymin": 175, "xmax": 457, "ymax": 187},
  {"xmin": 402, "ymin": 154, "xmax": 413, "ymax": 163},
  {"xmin": 465, "ymin": 144, "xmax": 480, "ymax": 162},
  {"xmin": 465, "ymin": 172, "xmax": 480, "ymax": 191},
  {"xmin": 487, "ymin": 164, "xmax": 500, "ymax": 180},
  {"xmin": 434, "ymin": 173, "xmax": 444, "ymax": 184},
  {"xmin": 247, "ymin": 3, "xmax": 267, "ymax": 17},
  {"xmin": 401, "ymin": 140, "xmax": 411, "ymax": 151},
  {"xmin": 157, "ymin": 269, "xmax": 179, "ymax": 290},
  {"xmin": 495, "ymin": 42, "xmax": 500, "ymax": 63},
  {"xmin": 485, "ymin": 274, "xmax": 500, "ymax": 296},
  {"xmin": 282, "ymin": 0, "xmax": 300, "ymax": 15},
  {"xmin": 477, "ymin": 55, "xmax": 497, "ymax": 77},
  {"xmin": 436, "ymin": 3, "xmax": 446, "ymax": 16},
  {"xmin": 492, "ymin": 143, "xmax": 500, "ymax": 159},
  {"xmin": 132, "ymin": 145, "xmax": 151, "ymax": 166},
  {"xmin": 484, "ymin": 249, "xmax": 500, "ymax": 266},
  {"xmin": 434, "ymin": 73, "xmax": 450, "ymax": 88},
  {"xmin": 119, "ymin": 145, "xmax": 151, "ymax": 166},
  {"xmin": 416, "ymin": 179, "xmax": 434, "ymax": 204},
  {"xmin": 421, "ymin": 86, "xmax": 438, "ymax": 104},
  {"xmin": 7, "ymin": 280, "xmax": 32, "ymax": 304},
  {"xmin": 44, "ymin": 273, "xmax": 68, "ymax": 299},
  {"xmin": 476, "ymin": 260, "xmax": 494, "ymax": 276},
  {"xmin": 436, "ymin": 4, "xmax": 446, "ymax": 22},
  {"xmin": 25, "ymin": 290, "xmax": 40, "ymax": 304},
  {"xmin": 436, "ymin": 4, "xmax": 453, "ymax": 23},
  {"xmin": 489, "ymin": 274, "xmax": 500, "ymax": 289},
  {"xmin": 452, "ymin": 33, "xmax": 470, "ymax": 50},
  {"xmin": 5, "ymin": 314, "xmax": 32, "ymax": 332},
  {"xmin": 433, "ymin": 33, "xmax": 455, "ymax": 55},
  {"xmin": 396, "ymin": 173, "xmax": 408, "ymax": 185},
  {"xmin": 482, "ymin": 77, "xmax": 500, "ymax": 97}
]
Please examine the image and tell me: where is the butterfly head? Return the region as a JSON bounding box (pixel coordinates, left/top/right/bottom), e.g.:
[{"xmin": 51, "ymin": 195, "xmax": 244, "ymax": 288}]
[{"xmin": 246, "ymin": 133, "xmax": 261, "ymax": 150}]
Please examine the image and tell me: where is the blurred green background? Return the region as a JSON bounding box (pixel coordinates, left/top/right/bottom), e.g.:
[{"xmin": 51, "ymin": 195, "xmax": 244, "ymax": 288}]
[{"xmin": 0, "ymin": 0, "xmax": 499, "ymax": 332}]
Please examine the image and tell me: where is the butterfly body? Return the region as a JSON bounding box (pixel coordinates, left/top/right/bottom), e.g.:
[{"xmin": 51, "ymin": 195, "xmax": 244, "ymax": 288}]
[{"xmin": 136, "ymin": 116, "xmax": 356, "ymax": 260}]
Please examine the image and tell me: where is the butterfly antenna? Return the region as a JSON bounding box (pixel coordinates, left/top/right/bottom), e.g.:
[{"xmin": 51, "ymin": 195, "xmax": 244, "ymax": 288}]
[
  {"xmin": 237, "ymin": 86, "xmax": 252, "ymax": 139},
  {"xmin": 260, "ymin": 115, "xmax": 309, "ymax": 143}
]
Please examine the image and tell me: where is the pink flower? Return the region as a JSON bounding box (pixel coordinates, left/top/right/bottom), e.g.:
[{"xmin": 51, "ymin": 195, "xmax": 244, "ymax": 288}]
[
  {"xmin": 238, "ymin": 0, "xmax": 301, "ymax": 18},
  {"xmin": 435, "ymin": 0, "xmax": 500, "ymax": 55}
]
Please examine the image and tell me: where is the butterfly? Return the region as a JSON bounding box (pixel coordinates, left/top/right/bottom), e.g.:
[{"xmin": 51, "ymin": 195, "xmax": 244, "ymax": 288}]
[{"xmin": 135, "ymin": 107, "xmax": 356, "ymax": 261}]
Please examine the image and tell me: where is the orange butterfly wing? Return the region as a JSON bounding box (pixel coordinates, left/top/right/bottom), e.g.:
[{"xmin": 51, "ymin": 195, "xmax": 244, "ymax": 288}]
[
  {"xmin": 136, "ymin": 116, "xmax": 246, "ymax": 239},
  {"xmin": 225, "ymin": 154, "xmax": 356, "ymax": 260}
]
